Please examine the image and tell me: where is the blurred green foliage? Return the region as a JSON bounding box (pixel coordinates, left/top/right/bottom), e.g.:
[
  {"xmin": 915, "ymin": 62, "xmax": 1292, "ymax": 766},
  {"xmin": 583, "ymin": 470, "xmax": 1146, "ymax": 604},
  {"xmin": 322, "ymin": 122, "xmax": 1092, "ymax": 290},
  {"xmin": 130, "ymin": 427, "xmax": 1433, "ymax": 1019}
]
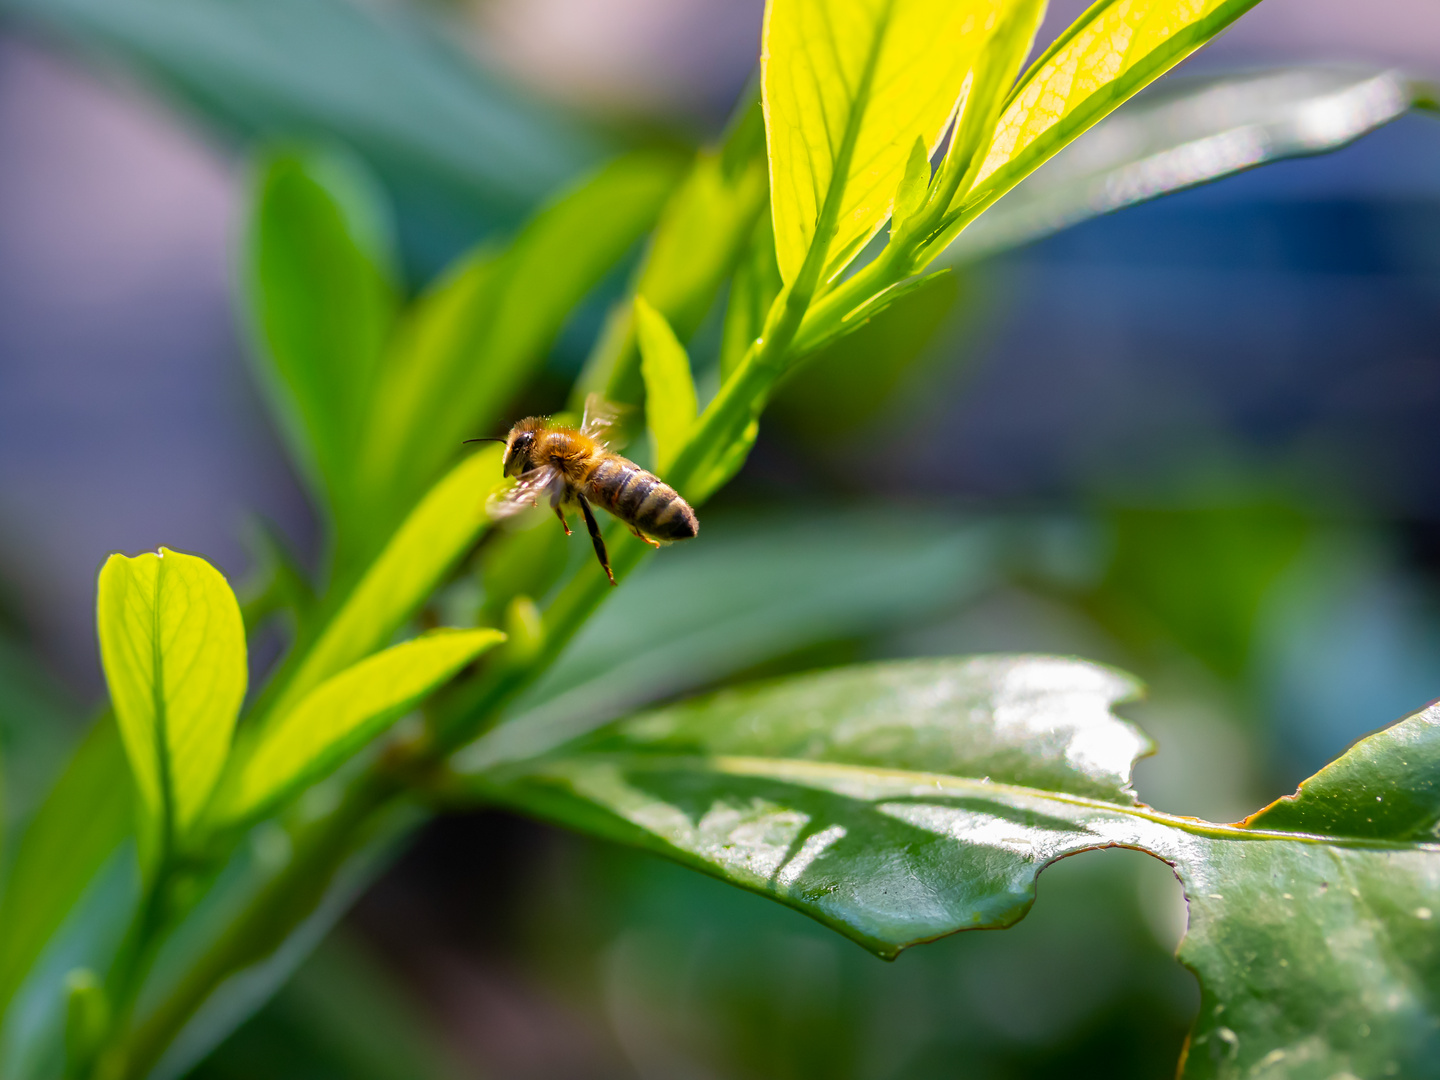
[{"xmin": 0, "ymin": 1, "xmax": 1435, "ymax": 1078}]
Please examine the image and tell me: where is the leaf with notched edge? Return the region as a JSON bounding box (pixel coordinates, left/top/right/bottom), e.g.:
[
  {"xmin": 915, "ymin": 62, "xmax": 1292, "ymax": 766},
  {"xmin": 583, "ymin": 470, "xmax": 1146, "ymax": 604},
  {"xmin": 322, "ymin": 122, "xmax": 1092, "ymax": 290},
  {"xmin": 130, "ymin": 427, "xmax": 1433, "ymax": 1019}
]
[{"xmin": 465, "ymin": 655, "xmax": 1440, "ymax": 1078}]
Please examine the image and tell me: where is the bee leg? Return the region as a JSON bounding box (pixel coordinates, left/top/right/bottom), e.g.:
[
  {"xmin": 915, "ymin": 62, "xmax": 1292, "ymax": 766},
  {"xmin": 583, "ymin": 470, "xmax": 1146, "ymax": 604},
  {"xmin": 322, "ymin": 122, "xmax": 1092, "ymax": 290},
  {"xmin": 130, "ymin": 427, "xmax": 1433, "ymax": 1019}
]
[
  {"xmin": 554, "ymin": 505, "xmax": 572, "ymax": 536},
  {"xmin": 577, "ymin": 496, "xmax": 616, "ymax": 586},
  {"xmin": 629, "ymin": 526, "xmax": 662, "ymax": 549}
]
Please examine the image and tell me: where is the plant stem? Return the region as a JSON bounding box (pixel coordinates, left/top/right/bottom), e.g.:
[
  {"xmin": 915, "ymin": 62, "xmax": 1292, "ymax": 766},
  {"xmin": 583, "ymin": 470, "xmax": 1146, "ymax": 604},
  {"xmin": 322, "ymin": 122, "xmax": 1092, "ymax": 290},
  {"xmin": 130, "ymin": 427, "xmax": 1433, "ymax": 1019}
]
[{"xmin": 111, "ymin": 772, "xmax": 400, "ymax": 1080}]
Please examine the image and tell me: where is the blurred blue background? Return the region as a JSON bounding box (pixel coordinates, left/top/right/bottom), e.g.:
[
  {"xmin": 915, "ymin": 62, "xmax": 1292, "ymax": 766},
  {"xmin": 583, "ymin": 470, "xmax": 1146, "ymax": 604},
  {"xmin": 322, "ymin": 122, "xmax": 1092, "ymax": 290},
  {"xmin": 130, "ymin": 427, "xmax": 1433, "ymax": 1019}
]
[{"xmin": 1, "ymin": 0, "xmax": 1438, "ymax": 1076}]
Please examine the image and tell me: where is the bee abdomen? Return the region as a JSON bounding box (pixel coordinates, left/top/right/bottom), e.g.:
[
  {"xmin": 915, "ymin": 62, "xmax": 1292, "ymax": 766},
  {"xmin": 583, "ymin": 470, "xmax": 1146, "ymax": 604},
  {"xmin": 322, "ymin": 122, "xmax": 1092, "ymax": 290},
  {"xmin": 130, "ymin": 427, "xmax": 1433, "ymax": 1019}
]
[{"xmin": 588, "ymin": 458, "xmax": 698, "ymax": 541}]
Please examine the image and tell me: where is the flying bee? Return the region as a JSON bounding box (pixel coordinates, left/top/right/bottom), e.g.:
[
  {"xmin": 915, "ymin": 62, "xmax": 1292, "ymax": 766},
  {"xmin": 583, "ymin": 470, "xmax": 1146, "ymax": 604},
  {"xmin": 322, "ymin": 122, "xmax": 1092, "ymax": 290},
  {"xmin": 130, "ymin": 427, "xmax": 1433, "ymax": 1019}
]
[{"xmin": 472, "ymin": 397, "xmax": 698, "ymax": 585}]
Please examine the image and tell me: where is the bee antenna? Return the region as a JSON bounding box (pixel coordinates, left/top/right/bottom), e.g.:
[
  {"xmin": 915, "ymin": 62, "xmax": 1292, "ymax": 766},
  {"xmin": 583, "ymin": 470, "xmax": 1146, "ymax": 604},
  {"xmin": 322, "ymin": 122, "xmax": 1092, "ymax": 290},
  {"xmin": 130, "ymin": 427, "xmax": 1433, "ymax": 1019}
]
[{"xmin": 463, "ymin": 437, "xmax": 507, "ymax": 445}]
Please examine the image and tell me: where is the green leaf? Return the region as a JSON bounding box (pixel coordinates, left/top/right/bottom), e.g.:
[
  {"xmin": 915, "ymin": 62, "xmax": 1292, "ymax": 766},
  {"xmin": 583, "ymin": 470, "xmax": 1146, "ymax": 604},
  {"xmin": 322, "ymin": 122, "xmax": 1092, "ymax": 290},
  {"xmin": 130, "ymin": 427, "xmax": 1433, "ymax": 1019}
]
[
  {"xmin": 926, "ymin": 0, "xmax": 1045, "ymax": 212},
  {"xmin": 247, "ymin": 147, "xmax": 397, "ymax": 524},
  {"xmin": 213, "ymin": 628, "xmax": 503, "ymax": 826},
  {"xmin": 929, "ymin": 0, "xmax": 1267, "ymax": 258},
  {"xmin": 938, "ymin": 66, "xmax": 1431, "ymax": 265},
  {"xmin": 471, "ymin": 656, "xmax": 1149, "ymax": 953},
  {"xmin": 0, "ymin": 717, "xmax": 132, "ymax": 1017},
  {"xmin": 356, "ymin": 151, "xmax": 685, "ymax": 531},
  {"xmin": 261, "ymin": 447, "xmax": 503, "ymax": 726},
  {"xmin": 96, "ymin": 549, "xmax": 246, "ymax": 851},
  {"xmin": 472, "ymin": 657, "xmax": 1440, "ymax": 1076},
  {"xmin": 890, "ymin": 136, "xmax": 931, "ymax": 235},
  {"xmin": 1240, "ymin": 705, "xmax": 1439, "ymax": 841},
  {"xmin": 762, "ymin": 0, "xmax": 1024, "ymax": 283},
  {"xmin": 1177, "ymin": 707, "xmax": 1440, "ymax": 1078},
  {"xmin": 635, "ymin": 298, "xmax": 699, "ymax": 473}
]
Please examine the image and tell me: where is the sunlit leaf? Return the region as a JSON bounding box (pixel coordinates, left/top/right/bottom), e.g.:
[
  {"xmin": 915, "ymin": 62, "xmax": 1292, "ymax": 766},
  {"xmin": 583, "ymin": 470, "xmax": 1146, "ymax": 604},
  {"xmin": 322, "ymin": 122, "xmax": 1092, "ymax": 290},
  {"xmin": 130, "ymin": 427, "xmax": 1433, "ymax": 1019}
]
[
  {"xmin": 890, "ymin": 136, "xmax": 931, "ymax": 235},
  {"xmin": 925, "ymin": 0, "xmax": 1267, "ymax": 260},
  {"xmin": 635, "ymin": 298, "xmax": 698, "ymax": 473},
  {"xmin": 96, "ymin": 549, "xmax": 245, "ymax": 851},
  {"xmin": 763, "ymin": 0, "xmax": 1025, "ymax": 283},
  {"xmin": 939, "ymin": 67, "xmax": 1430, "ymax": 265},
  {"xmin": 260, "ymin": 446, "xmax": 503, "ymax": 726},
  {"xmin": 213, "ymin": 628, "xmax": 503, "ymax": 826},
  {"xmin": 472, "ymin": 658, "xmax": 1440, "ymax": 1076},
  {"xmin": 247, "ymin": 147, "xmax": 397, "ymax": 526}
]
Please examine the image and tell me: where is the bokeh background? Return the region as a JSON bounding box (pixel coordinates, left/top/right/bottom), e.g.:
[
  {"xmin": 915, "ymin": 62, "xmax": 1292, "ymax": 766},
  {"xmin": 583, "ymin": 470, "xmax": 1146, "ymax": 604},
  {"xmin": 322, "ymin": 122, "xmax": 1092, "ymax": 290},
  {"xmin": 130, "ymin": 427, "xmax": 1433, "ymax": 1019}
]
[{"xmin": 1, "ymin": 1, "xmax": 1438, "ymax": 1076}]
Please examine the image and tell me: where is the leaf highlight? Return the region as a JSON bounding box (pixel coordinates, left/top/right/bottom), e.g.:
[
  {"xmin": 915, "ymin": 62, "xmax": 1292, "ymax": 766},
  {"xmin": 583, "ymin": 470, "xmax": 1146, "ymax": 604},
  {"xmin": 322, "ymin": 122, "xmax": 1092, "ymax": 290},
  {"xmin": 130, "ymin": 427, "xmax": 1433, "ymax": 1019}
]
[
  {"xmin": 763, "ymin": 0, "xmax": 1023, "ymax": 283},
  {"xmin": 96, "ymin": 548, "xmax": 246, "ymax": 847}
]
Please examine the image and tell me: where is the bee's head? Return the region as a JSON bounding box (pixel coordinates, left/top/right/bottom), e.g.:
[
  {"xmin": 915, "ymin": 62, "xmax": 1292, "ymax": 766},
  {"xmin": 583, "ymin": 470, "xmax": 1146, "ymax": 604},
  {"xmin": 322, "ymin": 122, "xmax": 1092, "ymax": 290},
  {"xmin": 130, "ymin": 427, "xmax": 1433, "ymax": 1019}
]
[{"xmin": 502, "ymin": 420, "xmax": 543, "ymax": 477}]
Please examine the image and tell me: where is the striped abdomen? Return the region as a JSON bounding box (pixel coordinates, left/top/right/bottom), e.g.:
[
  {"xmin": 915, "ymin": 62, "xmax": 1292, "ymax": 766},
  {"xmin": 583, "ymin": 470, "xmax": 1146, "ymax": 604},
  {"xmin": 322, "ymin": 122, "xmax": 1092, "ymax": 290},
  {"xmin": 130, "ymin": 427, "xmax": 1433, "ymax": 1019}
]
[{"xmin": 584, "ymin": 454, "xmax": 698, "ymax": 541}]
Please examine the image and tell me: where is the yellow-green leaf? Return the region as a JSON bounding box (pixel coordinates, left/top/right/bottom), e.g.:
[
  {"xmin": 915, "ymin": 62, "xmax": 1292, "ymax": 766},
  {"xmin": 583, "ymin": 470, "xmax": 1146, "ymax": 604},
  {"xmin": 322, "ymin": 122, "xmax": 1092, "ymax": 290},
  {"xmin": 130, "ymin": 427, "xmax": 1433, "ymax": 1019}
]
[
  {"xmin": 762, "ymin": 0, "xmax": 1021, "ymax": 284},
  {"xmin": 964, "ymin": 0, "xmax": 1265, "ymax": 219},
  {"xmin": 96, "ymin": 548, "xmax": 245, "ymax": 847},
  {"xmin": 260, "ymin": 445, "xmax": 504, "ymax": 727},
  {"xmin": 213, "ymin": 627, "xmax": 504, "ymax": 825},
  {"xmin": 890, "ymin": 136, "xmax": 931, "ymax": 235},
  {"xmin": 635, "ymin": 297, "xmax": 698, "ymax": 473}
]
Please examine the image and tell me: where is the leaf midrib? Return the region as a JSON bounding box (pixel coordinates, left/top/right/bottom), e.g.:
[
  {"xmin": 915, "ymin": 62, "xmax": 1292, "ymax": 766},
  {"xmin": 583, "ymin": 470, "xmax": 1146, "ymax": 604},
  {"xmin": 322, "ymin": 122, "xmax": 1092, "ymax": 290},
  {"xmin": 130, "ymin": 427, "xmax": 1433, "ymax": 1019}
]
[
  {"xmin": 546, "ymin": 751, "xmax": 1440, "ymax": 852},
  {"xmin": 152, "ymin": 556, "xmax": 176, "ymax": 853}
]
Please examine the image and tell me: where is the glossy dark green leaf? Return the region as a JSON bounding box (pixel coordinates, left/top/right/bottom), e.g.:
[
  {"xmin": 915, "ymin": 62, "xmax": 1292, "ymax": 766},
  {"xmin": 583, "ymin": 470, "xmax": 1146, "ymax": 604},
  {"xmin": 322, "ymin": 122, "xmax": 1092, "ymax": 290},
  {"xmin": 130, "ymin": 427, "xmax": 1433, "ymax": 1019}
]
[
  {"xmin": 1175, "ymin": 837, "xmax": 1440, "ymax": 1079},
  {"xmin": 470, "ymin": 655, "xmax": 1150, "ymax": 955},
  {"xmin": 939, "ymin": 67, "xmax": 1432, "ymax": 265},
  {"xmin": 246, "ymin": 147, "xmax": 398, "ymax": 526},
  {"xmin": 1242, "ymin": 703, "xmax": 1440, "ymax": 842},
  {"xmin": 470, "ymin": 657, "xmax": 1440, "ymax": 1077}
]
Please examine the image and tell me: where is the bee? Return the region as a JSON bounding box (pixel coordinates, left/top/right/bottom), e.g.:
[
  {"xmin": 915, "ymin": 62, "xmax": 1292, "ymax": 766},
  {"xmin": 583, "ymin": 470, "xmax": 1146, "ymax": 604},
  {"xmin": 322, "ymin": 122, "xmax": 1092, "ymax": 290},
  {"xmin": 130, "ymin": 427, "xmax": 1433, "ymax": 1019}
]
[{"xmin": 473, "ymin": 397, "xmax": 698, "ymax": 585}]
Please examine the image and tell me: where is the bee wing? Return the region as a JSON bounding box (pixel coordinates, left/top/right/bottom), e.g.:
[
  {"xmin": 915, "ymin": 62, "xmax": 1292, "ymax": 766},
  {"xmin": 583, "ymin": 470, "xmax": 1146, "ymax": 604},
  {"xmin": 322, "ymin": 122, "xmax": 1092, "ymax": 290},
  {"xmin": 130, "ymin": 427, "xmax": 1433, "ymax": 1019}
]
[
  {"xmin": 486, "ymin": 465, "xmax": 562, "ymax": 521},
  {"xmin": 580, "ymin": 393, "xmax": 628, "ymax": 448}
]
